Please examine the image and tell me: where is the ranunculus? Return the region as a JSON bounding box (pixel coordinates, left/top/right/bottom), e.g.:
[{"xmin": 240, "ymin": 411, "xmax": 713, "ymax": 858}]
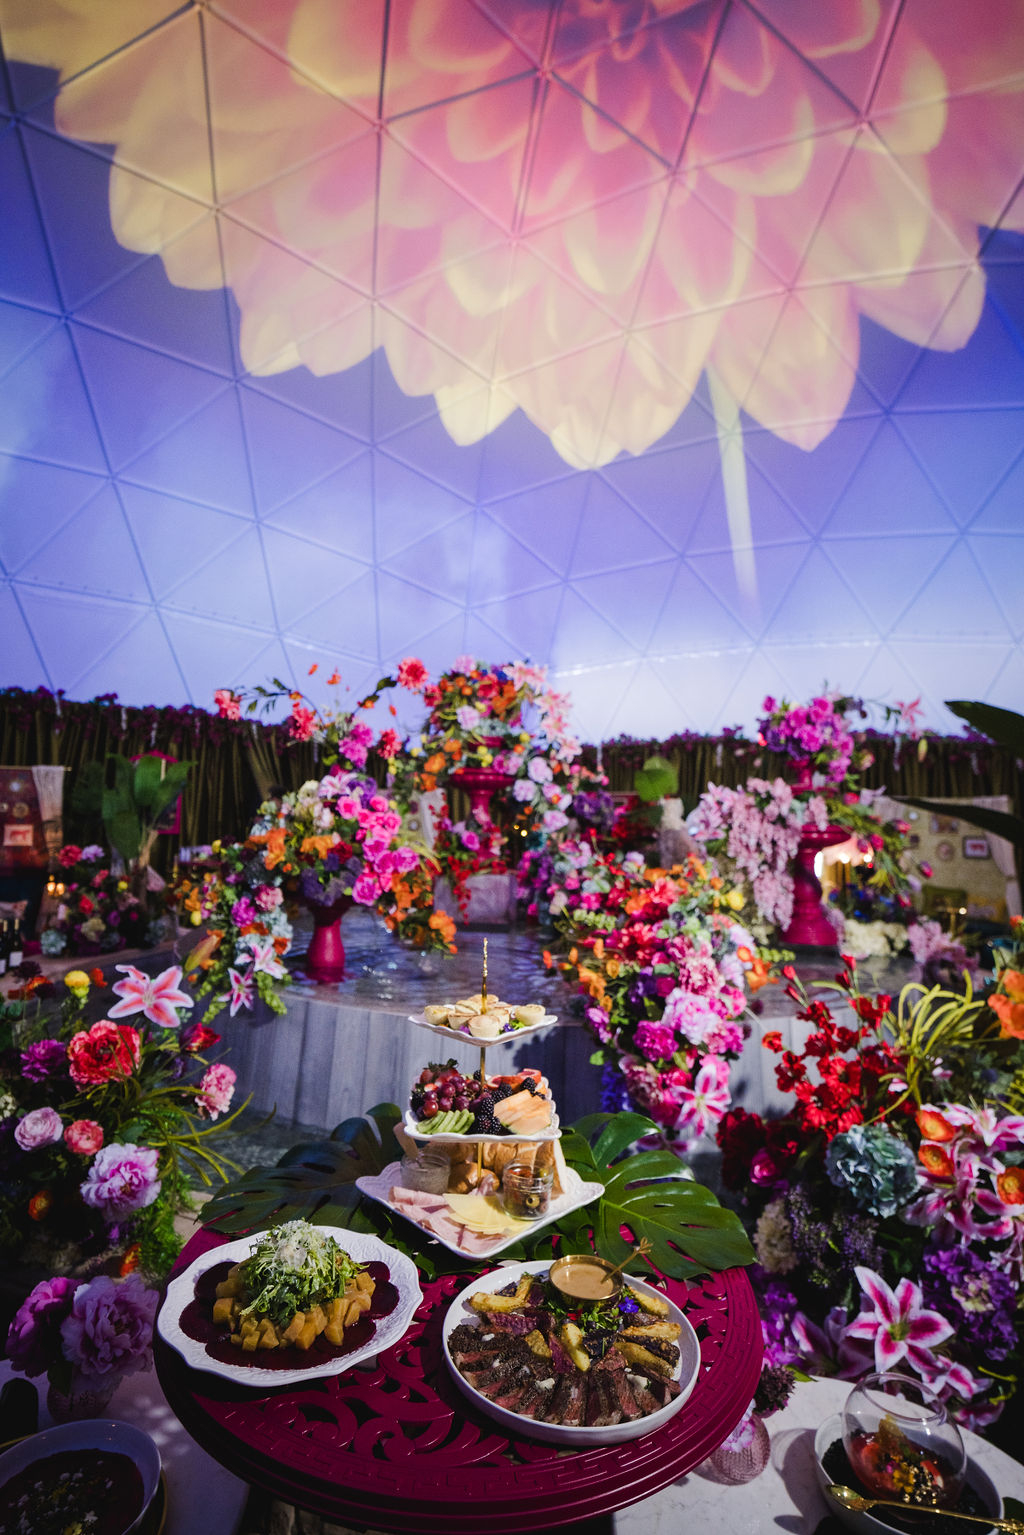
[
  {"xmin": 195, "ymin": 1063, "xmax": 237, "ymax": 1120},
  {"xmin": 67, "ymin": 1021, "xmax": 142, "ymax": 1087},
  {"xmin": 180, "ymin": 1022, "xmax": 221, "ymax": 1053},
  {"xmin": 60, "ymin": 1273, "xmax": 158, "ymax": 1381},
  {"xmin": 5, "ymin": 1276, "xmax": 80, "ymax": 1377},
  {"xmin": 14, "ymin": 1107, "xmax": 64, "ymax": 1151},
  {"xmin": 65, "ymin": 1119, "xmax": 104, "ymax": 1156},
  {"xmin": 80, "ymin": 1143, "xmax": 161, "ymax": 1222}
]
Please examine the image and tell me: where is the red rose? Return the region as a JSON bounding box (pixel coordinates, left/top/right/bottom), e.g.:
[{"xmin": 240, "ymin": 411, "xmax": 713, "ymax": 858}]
[
  {"xmin": 67, "ymin": 1021, "xmax": 142, "ymax": 1087},
  {"xmin": 78, "ymin": 895, "xmax": 95, "ymax": 917}
]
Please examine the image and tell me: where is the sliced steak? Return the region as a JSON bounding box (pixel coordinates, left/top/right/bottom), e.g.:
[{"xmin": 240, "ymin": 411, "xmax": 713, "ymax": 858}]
[
  {"xmin": 559, "ymin": 1372, "xmax": 587, "ymax": 1428},
  {"xmin": 543, "ymin": 1375, "xmax": 574, "ymax": 1423},
  {"xmin": 487, "ymin": 1310, "xmax": 540, "ymax": 1335}
]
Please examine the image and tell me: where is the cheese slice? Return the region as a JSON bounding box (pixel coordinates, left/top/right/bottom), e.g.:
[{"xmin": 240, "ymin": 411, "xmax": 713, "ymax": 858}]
[{"xmin": 444, "ymin": 1193, "xmax": 533, "ymax": 1236}]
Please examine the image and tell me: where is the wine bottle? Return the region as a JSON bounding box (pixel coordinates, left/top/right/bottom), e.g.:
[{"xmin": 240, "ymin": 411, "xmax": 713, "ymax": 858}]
[
  {"xmin": 8, "ymin": 917, "xmax": 23, "ymax": 969},
  {"xmin": 0, "ymin": 921, "xmax": 7, "ymax": 978}
]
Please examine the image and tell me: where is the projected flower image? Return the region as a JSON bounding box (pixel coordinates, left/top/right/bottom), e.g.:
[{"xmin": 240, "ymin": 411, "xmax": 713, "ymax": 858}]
[{"xmin": 6, "ymin": 0, "xmax": 1023, "ymax": 472}]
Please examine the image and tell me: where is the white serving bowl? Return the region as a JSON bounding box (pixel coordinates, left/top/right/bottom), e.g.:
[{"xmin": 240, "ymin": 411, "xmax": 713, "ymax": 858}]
[
  {"xmin": 813, "ymin": 1414, "xmax": 1003, "ymax": 1534},
  {"xmin": 0, "ymin": 1417, "xmax": 161, "ymax": 1534}
]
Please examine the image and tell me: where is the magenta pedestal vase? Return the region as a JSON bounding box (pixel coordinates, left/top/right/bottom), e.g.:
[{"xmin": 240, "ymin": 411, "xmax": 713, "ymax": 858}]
[
  {"xmin": 305, "ymin": 897, "xmax": 352, "ymax": 983},
  {"xmin": 449, "ymin": 765, "xmax": 513, "ymax": 824},
  {"xmin": 780, "ymin": 822, "xmax": 848, "ymax": 948}
]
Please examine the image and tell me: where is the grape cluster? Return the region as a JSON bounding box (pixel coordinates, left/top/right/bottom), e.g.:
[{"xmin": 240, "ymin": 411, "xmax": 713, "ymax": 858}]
[{"xmin": 410, "ymin": 1061, "xmax": 476, "ymax": 1120}]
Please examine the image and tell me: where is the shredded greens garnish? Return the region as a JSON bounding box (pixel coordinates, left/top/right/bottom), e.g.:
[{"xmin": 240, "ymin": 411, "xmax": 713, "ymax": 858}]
[{"xmin": 238, "ymin": 1220, "xmax": 363, "ymax": 1326}]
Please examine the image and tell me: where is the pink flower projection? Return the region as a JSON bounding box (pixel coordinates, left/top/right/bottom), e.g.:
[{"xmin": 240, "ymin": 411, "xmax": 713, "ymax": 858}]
[{"xmin": 7, "ymin": 1, "xmax": 1024, "ymax": 466}]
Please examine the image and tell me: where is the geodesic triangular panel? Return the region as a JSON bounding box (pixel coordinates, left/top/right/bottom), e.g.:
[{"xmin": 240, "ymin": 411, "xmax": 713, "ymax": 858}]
[{"xmin": 1, "ymin": 0, "xmax": 1022, "ymax": 740}]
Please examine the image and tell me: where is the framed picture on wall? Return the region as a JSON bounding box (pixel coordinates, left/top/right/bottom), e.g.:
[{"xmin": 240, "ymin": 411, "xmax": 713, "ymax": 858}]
[{"xmin": 962, "ymin": 835, "xmax": 990, "ymax": 859}]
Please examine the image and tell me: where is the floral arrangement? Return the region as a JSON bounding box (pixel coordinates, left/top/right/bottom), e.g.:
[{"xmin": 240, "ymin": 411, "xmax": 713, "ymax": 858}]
[
  {"xmin": 689, "ymin": 777, "xmax": 828, "ymax": 935},
  {"xmin": 541, "ymin": 844, "xmax": 777, "ymax": 1149},
  {"xmin": 39, "ymin": 845, "xmax": 153, "ymax": 957},
  {"xmin": 758, "ymin": 692, "xmax": 866, "ymax": 787},
  {"xmin": 717, "ymin": 923, "xmax": 1024, "ymax": 1429},
  {"xmin": 0, "ymin": 965, "xmax": 240, "ymax": 1275},
  {"xmin": 6, "ymin": 1271, "xmax": 158, "ymax": 1408}
]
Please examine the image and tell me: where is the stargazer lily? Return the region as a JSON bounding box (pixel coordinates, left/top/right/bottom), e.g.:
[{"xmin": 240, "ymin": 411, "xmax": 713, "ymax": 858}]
[
  {"xmin": 844, "ymin": 1266, "xmax": 953, "ymax": 1378},
  {"xmin": 108, "ymin": 964, "xmax": 194, "ymax": 1030}
]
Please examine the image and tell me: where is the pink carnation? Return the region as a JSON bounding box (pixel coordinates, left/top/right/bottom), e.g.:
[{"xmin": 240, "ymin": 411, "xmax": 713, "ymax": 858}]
[
  {"xmin": 397, "ymin": 656, "xmax": 428, "ymax": 692},
  {"xmin": 196, "ymin": 1063, "xmax": 237, "ymax": 1120},
  {"xmin": 634, "ymin": 1020, "xmax": 679, "ymax": 1064}
]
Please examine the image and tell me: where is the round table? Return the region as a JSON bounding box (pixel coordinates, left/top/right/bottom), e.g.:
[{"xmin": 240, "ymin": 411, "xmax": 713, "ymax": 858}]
[{"xmin": 156, "ymin": 1228, "xmax": 762, "ymax": 1535}]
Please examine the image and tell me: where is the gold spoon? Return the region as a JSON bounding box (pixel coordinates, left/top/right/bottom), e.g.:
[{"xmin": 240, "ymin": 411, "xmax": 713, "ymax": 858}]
[{"xmin": 828, "ymin": 1483, "xmax": 1024, "ymax": 1533}]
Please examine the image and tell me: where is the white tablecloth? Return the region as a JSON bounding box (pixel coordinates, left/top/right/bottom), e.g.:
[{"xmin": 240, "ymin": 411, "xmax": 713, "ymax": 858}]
[
  {"xmin": 0, "ymin": 1358, "xmax": 250, "ymax": 1535},
  {"xmin": 614, "ymin": 1376, "xmax": 1024, "ymax": 1533}
]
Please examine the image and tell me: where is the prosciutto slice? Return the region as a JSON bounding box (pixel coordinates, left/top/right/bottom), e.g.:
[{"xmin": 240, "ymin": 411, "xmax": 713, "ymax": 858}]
[{"xmin": 387, "ymin": 1186, "xmax": 500, "ymax": 1255}]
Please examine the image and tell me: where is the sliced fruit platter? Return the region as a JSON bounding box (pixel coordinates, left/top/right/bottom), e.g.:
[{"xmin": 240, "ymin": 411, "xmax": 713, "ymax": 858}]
[
  {"xmin": 442, "ymin": 1260, "xmax": 701, "ymax": 1446},
  {"xmin": 409, "ymin": 994, "xmax": 557, "ymax": 1043},
  {"xmin": 405, "ymin": 1060, "xmax": 557, "ymax": 1140}
]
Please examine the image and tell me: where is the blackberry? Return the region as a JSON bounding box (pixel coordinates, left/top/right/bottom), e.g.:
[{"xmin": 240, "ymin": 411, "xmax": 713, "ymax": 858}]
[
  {"xmin": 492, "ymin": 1083, "xmax": 516, "ymax": 1103},
  {"xmin": 472, "ymin": 1108, "xmax": 504, "ymax": 1135}
]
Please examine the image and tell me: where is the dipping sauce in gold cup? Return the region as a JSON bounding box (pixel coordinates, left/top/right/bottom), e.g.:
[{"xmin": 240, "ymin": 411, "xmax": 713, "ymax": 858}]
[{"xmin": 547, "ymin": 1254, "xmax": 623, "ymax": 1303}]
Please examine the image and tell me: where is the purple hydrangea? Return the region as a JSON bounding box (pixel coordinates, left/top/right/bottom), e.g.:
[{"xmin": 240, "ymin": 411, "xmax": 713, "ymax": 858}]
[
  {"xmin": 20, "ymin": 1038, "xmax": 70, "ymax": 1083},
  {"xmin": 60, "ymin": 1273, "xmax": 158, "ymax": 1381},
  {"xmin": 923, "ymin": 1248, "xmax": 1017, "ymax": 1362},
  {"xmin": 6, "ymin": 1276, "xmax": 81, "ymax": 1377},
  {"xmin": 79, "ymin": 1142, "xmax": 161, "ymax": 1222}
]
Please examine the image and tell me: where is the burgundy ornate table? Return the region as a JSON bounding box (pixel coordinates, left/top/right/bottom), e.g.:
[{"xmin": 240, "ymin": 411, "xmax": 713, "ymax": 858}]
[{"xmin": 156, "ymin": 1229, "xmax": 762, "ymax": 1534}]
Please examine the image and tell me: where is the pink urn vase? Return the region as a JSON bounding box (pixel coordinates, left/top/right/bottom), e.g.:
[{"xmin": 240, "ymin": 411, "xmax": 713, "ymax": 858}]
[
  {"xmin": 449, "ymin": 765, "xmax": 514, "ymax": 824},
  {"xmin": 780, "ymin": 821, "xmax": 848, "ymax": 948},
  {"xmin": 304, "ymin": 896, "xmax": 352, "ymax": 983}
]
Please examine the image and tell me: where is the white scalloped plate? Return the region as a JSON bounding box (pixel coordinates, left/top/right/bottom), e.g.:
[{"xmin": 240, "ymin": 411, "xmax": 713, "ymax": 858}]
[
  {"xmin": 404, "ymin": 1103, "xmax": 560, "ymax": 1143},
  {"xmin": 407, "ymin": 1010, "xmax": 558, "ymax": 1044},
  {"xmin": 442, "ymin": 1260, "xmax": 701, "ymax": 1445},
  {"xmin": 157, "ymin": 1228, "xmax": 422, "ymax": 1387},
  {"xmin": 356, "ymin": 1161, "xmax": 604, "ymax": 1260}
]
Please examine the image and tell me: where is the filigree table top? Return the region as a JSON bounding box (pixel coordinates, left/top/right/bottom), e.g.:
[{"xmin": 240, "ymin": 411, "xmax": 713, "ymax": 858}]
[{"xmin": 157, "ymin": 1228, "xmax": 762, "ymax": 1534}]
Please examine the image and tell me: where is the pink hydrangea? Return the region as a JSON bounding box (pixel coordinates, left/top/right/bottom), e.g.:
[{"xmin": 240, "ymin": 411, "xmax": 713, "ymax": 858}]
[
  {"xmin": 79, "ymin": 1143, "xmax": 161, "ymax": 1222},
  {"xmin": 14, "ymin": 1107, "xmax": 64, "ymax": 1151},
  {"xmin": 60, "ymin": 1274, "xmax": 158, "ymax": 1382},
  {"xmin": 196, "ymin": 1063, "xmax": 237, "ymax": 1121}
]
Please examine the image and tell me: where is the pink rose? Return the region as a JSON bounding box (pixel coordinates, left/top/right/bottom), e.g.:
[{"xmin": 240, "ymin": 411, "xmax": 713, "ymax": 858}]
[
  {"xmin": 15, "ymin": 1107, "xmax": 64, "ymax": 1151},
  {"xmin": 65, "ymin": 1119, "xmax": 104, "ymax": 1156},
  {"xmin": 196, "ymin": 1063, "xmax": 237, "ymax": 1120}
]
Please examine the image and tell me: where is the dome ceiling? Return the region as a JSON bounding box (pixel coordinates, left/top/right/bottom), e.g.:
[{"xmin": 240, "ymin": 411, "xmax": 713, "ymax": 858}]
[{"xmin": 0, "ymin": 0, "xmax": 1022, "ymax": 738}]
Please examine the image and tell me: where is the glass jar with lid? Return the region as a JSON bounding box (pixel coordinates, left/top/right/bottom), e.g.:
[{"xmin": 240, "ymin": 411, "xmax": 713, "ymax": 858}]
[{"xmin": 399, "ymin": 1145, "xmax": 450, "ymax": 1194}]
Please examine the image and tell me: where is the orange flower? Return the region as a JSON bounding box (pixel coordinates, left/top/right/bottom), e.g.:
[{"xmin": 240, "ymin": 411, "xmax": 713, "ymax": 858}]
[
  {"xmin": 542, "ymin": 950, "xmax": 553, "ymax": 969},
  {"xmin": 300, "ymin": 834, "xmax": 338, "ymax": 859},
  {"xmin": 308, "ymin": 662, "xmax": 319, "ymax": 674},
  {"xmin": 745, "ymin": 958, "xmax": 772, "ymax": 993},
  {"xmin": 89, "ymin": 967, "xmax": 107, "ymax": 988},
  {"xmin": 327, "ymin": 671, "xmax": 341, "ymax": 685},
  {"xmin": 592, "ymin": 937, "xmax": 605, "ymax": 960},
  {"xmin": 119, "ymin": 1243, "xmax": 142, "ymax": 1275},
  {"xmin": 999, "ymin": 968, "xmax": 1024, "ymax": 1000},
  {"xmin": 28, "ymin": 1191, "xmax": 52, "ymax": 1221},
  {"xmin": 916, "ymin": 1108, "xmax": 956, "ymax": 1142},
  {"xmin": 262, "ymin": 826, "xmax": 287, "ymax": 870},
  {"xmin": 424, "ymin": 753, "xmax": 446, "ymax": 775},
  {"xmin": 996, "ymin": 1167, "xmax": 1024, "ymax": 1206},
  {"xmin": 919, "ymin": 1143, "xmax": 954, "ymax": 1179},
  {"xmin": 990, "ymin": 993, "xmax": 1024, "ymax": 1040}
]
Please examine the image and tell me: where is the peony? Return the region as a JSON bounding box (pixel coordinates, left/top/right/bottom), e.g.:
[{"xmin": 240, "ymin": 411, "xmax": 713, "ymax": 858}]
[
  {"xmin": 60, "ymin": 1274, "xmax": 158, "ymax": 1382},
  {"xmin": 5, "ymin": 1276, "xmax": 80, "ymax": 1377},
  {"xmin": 196, "ymin": 1063, "xmax": 237, "ymax": 1120},
  {"xmin": 67, "ymin": 1020, "xmax": 141, "ymax": 1087},
  {"xmin": 14, "ymin": 1106, "xmax": 64, "ymax": 1151},
  {"xmin": 80, "ymin": 1143, "xmax": 161, "ymax": 1222},
  {"xmin": 64, "ymin": 1119, "xmax": 104, "ymax": 1156}
]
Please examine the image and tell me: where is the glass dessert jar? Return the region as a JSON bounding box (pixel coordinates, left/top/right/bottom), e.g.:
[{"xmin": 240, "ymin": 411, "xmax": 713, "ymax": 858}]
[
  {"xmin": 502, "ymin": 1160, "xmax": 553, "ymax": 1219},
  {"xmin": 399, "ymin": 1145, "xmax": 450, "ymax": 1194},
  {"xmin": 841, "ymin": 1372, "xmax": 967, "ymax": 1509}
]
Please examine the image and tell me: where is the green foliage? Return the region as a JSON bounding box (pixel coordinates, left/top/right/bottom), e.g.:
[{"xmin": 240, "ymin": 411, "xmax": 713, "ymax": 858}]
[
  {"xmin": 633, "ymin": 754, "xmax": 679, "ymax": 804},
  {"xmin": 100, "ymin": 753, "xmax": 193, "ymax": 866},
  {"xmin": 899, "ymin": 699, "xmax": 1024, "ymax": 852},
  {"xmin": 202, "ymin": 1105, "xmax": 755, "ymax": 1282}
]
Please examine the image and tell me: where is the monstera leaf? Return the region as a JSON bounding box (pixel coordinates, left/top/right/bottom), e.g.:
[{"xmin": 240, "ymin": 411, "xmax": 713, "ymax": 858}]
[
  {"xmin": 202, "ymin": 1106, "xmax": 754, "ymax": 1282},
  {"xmin": 899, "ymin": 700, "xmax": 1024, "ymax": 852},
  {"xmin": 500, "ymin": 1112, "xmax": 755, "ymax": 1281}
]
